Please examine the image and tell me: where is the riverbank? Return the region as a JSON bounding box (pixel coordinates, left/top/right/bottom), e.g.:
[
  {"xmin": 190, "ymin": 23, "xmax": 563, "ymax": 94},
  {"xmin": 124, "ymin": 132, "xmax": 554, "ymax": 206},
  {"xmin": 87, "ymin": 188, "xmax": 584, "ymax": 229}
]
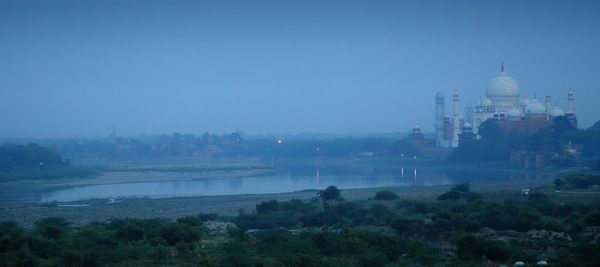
[
  {"xmin": 3, "ymin": 179, "xmax": 595, "ymax": 228},
  {"xmin": 0, "ymin": 163, "xmax": 277, "ymax": 194}
]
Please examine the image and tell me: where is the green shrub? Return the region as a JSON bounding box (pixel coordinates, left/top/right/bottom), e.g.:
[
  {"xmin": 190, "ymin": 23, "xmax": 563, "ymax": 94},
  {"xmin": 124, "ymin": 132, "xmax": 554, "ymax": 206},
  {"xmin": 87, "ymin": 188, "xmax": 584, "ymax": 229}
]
[
  {"xmin": 256, "ymin": 200, "xmax": 279, "ymax": 214},
  {"xmin": 456, "ymin": 235, "xmax": 510, "ymax": 262}
]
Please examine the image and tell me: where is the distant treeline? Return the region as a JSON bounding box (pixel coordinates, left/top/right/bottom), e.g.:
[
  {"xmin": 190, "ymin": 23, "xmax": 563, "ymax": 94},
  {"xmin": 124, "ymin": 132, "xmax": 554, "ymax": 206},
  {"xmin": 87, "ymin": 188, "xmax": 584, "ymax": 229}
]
[
  {"xmin": 0, "ymin": 143, "xmax": 96, "ymax": 182},
  {"xmin": 450, "ymin": 117, "xmax": 600, "ymax": 168},
  {"xmin": 34, "ymin": 133, "xmax": 419, "ymax": 162},
  {"xmin": 0, "ymin": 143, "xmax": 65, "ymax": 171}
]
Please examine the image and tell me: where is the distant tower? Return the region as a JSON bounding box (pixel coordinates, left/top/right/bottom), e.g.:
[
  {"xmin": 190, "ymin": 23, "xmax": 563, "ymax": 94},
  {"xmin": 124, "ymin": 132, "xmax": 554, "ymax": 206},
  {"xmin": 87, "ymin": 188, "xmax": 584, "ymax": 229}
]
[
  {"xmin": 435, "ymin": 93, "xmax": 445, "ymax": 146},
  {"xmin": 452, "ymin": 90, "xmax": 461, "ymax": 147},
  {"xmin": 110, "ymin": 123, "xmax": 117, "ymax": 139},
  {"xmin": 545, "ymin": 94, "xmax": 551, "ymax": 120},
  {"xmin": 567, "ymin": 90, "xmax": 574, "ymax": 114},
  {"xmin": 566, "ymin": 90, "xmax": 578, "ymax": 127}
]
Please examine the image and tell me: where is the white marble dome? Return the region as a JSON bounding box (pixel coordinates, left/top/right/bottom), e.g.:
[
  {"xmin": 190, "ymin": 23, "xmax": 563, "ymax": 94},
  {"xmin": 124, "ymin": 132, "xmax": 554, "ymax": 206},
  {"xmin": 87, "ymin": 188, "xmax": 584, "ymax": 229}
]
[
  {"xmin": 486, "ymin": 70, "xmax": 521, "ymax": 111},
  {"xmin": 550, "ymin": 107, "xmax": 565, "ymax": 117},
  {"xmin": 487, "ymin": 72, "xmax": 520, "ymax": 97},
  {"xmin": 507, "ymin": 107, "xmax": 523, "ymax": 118},
  {"xmin": 525, "ymin": 99, "xmax": 546, "ymax": 115}
]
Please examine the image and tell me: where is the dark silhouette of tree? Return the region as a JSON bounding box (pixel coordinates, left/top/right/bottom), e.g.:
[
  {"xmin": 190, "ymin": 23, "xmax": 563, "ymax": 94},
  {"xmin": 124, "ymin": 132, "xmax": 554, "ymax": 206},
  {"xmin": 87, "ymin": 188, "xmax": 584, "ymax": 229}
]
[{"xmin": 318, "ymin": 186, "xmax": 342, "ymax": 201}]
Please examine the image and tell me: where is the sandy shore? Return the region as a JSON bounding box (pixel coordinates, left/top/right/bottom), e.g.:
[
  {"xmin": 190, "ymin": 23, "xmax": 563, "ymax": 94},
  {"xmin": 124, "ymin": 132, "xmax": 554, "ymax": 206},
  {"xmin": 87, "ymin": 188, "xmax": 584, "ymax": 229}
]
[
  {"xmin": 0, "ymin": 168, "xmax": 277, "ymax": 194},
  {"xmin": 2, "ymin": 179, "xmax": 578, "ymax": 228},
  {"xmin": 0, "ymin": 185, "xmax": 456, "ymax": 228}
]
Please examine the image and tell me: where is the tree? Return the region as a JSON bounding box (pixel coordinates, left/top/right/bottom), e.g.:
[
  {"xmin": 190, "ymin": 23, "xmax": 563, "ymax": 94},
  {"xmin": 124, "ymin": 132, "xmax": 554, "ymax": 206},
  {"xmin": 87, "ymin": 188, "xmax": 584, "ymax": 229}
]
[
  {"xmin": 478, "ymin": 119, "xmax": 502, "ymax": 140},
  {"xmin": 318, "ymin": 186, "xmax": 342, "ymax": 201}
]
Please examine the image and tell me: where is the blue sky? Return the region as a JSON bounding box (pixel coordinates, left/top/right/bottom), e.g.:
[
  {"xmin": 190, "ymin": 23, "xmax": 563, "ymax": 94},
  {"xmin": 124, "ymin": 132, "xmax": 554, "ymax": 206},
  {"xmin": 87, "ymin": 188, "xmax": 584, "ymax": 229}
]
[{"xmin": 1, "ymin": 0, "xmax": 599, "ymax": 137}]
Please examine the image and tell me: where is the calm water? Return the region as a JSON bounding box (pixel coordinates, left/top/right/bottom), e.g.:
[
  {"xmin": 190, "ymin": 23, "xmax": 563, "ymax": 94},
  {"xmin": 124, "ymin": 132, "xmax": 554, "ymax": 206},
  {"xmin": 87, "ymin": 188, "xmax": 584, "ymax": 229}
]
[{"xmin": 0, "ymin": 161, "xmax": 551, "ymax": 203}]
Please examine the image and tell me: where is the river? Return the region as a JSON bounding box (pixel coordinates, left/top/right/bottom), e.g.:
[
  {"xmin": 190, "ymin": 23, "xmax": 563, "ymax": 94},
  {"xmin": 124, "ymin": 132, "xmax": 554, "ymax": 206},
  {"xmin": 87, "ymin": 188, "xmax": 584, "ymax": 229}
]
[{"xmin": 0, "ymin": 160, "xmax": 551, "ymax": 203}]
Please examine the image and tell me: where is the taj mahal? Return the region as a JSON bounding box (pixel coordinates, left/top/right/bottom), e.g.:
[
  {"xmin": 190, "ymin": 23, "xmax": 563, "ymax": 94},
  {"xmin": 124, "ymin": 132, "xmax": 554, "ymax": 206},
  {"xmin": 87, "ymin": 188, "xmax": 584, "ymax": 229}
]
[{"xmin": 432, "ymin": 63, "xmax": 577, "ymax": 148}]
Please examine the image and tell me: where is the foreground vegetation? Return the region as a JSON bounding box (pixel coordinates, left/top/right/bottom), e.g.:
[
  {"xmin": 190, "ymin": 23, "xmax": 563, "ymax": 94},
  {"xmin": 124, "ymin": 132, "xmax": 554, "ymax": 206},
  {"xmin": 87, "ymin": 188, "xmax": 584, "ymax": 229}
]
[{"xmin": 1, "ymin": 182, "xmax": 599, "ymax": 267}]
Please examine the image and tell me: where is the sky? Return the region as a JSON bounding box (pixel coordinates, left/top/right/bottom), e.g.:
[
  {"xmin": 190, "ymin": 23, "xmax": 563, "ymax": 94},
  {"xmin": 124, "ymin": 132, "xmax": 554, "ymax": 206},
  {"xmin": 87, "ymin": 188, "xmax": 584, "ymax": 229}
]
[{"xmin": 1, "ymin": 0, "xmax": 600, "ymax": 138}]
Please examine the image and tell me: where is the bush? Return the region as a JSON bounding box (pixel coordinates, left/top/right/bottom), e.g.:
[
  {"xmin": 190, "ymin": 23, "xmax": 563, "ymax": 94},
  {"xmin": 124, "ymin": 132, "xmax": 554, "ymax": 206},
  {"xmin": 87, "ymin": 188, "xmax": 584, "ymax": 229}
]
[
  {"xmin": 564, "ymin": 173, "xmax": 600, "ymax": 189},
  {"xmin": 466, "ymin": 192, "xmax": 483, "ymax": 201},
  {"xmin": 374, "ymin": 191, "xmax": 399, "ymax": 200},
  {"xmin": 357, "ymin": 249, "xmax": 390, "ymax": 267},
  {"xmin": 157, "ymin": 223, "xmax": 200, "ymax": 245},
  {"xmin": 438, "ymin": 184, "xmax": 482, "ymax": 201},
  {"xmin": 176, "ymin": 213, "xmax": 216, "ymax": 226},
  {"xmin": 554, "ymin": 178, "xmax": 566, "ymax": 190},
  {"xmin": 256, "ymin": 200, "xmax": 279, "ymax": 214},
  {"xmin": 116, "ymin": 221, "xmax": 144, "ymax": 241},
  {"xmin": 585, "ymin": 211, "xmax": 600, "ymax": 226},
  {"xmin": 437, "ymin": 190, "xmax": 461, "ymax": 201},
  {"xmin": 456, "ymin": 235, "xmax": 510, "ymax": 261},
  {"xmin": 35, "ymin": 217, "xmax": 69, "ymax": 240}
]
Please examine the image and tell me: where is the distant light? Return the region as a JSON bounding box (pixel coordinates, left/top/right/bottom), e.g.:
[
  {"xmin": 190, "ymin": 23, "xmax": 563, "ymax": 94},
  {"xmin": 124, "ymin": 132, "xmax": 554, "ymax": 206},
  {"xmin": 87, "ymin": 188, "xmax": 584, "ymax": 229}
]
[
  {"xmin": 316, "ymin": 147, "xmax": 320, "ymax": 151},
  {"xmin": 277, "ymin": 139, "xmax": 283, "ymax": 144}
]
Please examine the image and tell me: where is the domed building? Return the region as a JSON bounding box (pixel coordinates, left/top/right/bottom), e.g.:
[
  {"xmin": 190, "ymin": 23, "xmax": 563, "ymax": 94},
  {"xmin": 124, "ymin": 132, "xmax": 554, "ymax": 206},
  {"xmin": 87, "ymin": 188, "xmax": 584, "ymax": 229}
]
[
  {"xmin": 433, "ymin": 63, "xmax": 577, "ymax": 148},
  {"xmin": 486, "ymin": 64, "xmax": 520, "ymax": 111}
]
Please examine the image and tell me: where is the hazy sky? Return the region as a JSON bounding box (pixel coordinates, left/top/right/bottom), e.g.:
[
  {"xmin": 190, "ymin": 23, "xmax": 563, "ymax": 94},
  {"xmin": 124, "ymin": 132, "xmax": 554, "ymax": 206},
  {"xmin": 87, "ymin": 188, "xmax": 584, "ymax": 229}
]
[{"xmin": 1, "ymin": 0, "xmax": 599, "ymax": 138}]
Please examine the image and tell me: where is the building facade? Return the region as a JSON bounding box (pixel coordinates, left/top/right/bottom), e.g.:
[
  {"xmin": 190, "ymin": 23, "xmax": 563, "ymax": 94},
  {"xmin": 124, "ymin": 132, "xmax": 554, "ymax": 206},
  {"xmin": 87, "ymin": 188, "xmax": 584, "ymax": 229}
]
[{"xmin": 434, "ymin": 63, "xmax": 577, "ymax": 148}]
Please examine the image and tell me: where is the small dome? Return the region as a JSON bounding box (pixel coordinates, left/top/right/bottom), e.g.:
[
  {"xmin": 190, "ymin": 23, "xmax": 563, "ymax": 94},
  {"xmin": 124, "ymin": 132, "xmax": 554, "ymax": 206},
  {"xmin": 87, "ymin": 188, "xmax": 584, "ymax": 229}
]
[
  {"xmin": 549, "ymin": 107, "xmax": 565, "ymax": 117},
  {"xmin": 521, "ymin": 98, "xmax": 531, "ymax": 106},
  {"xmin": 525, "ymin": 99, "xmax": 546, "ymax": 115},
  {"xmin": 514, "ymin": 261, "xmax": 525, "ymax": 266},
  {"xmin": 507, "ymin": 107, "xmax": 523, "ymax": 118},
  {"xmin": 482, "ymin": 98, "xmax": 493, "ymax": 106},
  {"xmin": 537, "ymin": 260, "xmax": 548, "ymax": 266}
]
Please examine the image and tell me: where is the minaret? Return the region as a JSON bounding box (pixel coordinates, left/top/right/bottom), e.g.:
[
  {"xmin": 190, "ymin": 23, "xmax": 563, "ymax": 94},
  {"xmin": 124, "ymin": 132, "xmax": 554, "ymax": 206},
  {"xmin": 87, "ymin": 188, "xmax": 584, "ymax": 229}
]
[
  {"xmin": 435, "ymin": 93, "xmax": 445, "ymax": 147},
  {"xmin": 452, "ymin": 90, "xmax": 460, "ymax": 147},
  {"xmin": 566, "ymin": 90, "xmax": 577, "ymax": 127},
  {"xmin": 545, "ymin": 94, "xmax": 551, "ymax": 120},
  {"xmin": 110, "ymin": 123, "xmax": 117, "ymax": 139},
  {"xmin": 567, "ymin": 90, "xmax": 574, "ymax": 114}
]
